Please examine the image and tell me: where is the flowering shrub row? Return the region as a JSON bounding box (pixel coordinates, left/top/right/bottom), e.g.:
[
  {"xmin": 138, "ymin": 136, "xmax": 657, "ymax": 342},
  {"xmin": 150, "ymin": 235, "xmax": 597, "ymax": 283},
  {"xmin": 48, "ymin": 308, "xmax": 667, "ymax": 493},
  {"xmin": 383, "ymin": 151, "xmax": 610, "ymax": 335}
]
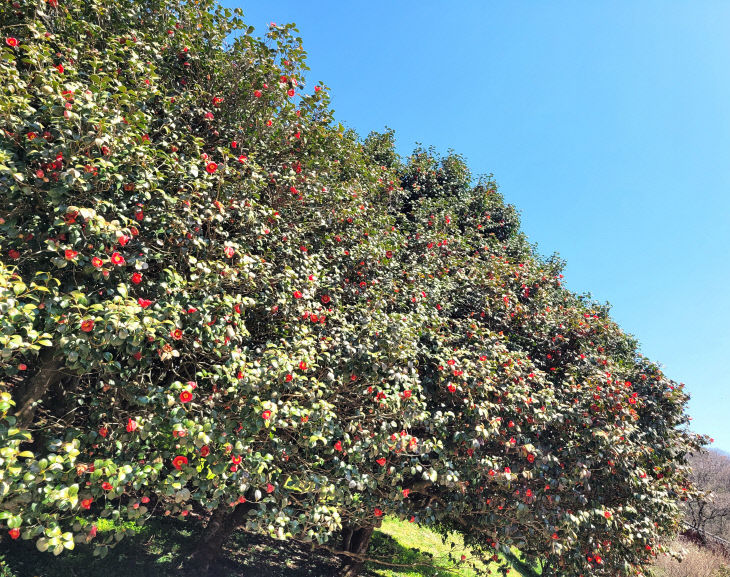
[{"xmin": 0, "ymin": 1, "xmax": 706, "ymax": 575}]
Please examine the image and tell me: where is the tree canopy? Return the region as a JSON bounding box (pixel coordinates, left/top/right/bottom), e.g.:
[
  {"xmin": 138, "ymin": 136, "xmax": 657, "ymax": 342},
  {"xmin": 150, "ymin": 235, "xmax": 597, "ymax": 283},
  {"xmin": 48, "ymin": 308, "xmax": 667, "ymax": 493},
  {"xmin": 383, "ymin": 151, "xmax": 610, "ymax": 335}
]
[{"xmin": 0, "ymin": 1, "xmax": 707, "ymax": 575}]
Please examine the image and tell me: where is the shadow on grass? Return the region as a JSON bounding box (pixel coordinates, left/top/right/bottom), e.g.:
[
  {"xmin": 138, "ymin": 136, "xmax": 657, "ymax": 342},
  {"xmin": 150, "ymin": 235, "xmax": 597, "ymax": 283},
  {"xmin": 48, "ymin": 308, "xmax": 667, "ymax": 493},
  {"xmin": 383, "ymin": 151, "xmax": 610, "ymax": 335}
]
[
  {"xmin": 365, "ymin": 531, "xmax": 463, "ymax": 576},
  {"xmin": 0, "ymin": 517, "xmax": 342, "ymax": 577}
]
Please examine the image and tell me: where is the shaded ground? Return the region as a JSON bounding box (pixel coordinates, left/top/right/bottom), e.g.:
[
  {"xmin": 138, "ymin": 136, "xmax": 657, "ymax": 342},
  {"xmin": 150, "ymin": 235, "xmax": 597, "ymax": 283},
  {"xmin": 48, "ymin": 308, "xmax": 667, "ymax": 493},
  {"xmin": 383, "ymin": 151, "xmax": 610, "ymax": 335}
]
[{"xmin": 0, "ymin": 516, "xmax": 532, "ymax": 577}]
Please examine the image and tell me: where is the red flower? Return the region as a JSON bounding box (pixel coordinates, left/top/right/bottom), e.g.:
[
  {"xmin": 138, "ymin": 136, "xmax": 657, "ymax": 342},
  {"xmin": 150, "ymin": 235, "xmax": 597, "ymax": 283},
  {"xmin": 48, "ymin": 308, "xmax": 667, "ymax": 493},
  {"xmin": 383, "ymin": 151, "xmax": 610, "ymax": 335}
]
[
  {"xmin": 447, "ymin": 384, "xmax": 456, "ymax": 393},
  {"xmin": 504, "ymin": 467, "xmax": 511, "ymax": 474},
  {"xmin": 527, "ymin": 454, "xmax": 535, "ymax": 463},
  {"xmin": 287, "ymin": 88, "xmax": 295, "ymax": 97},
  {"xmin": 110, "ymin": 252, "xmax": 125, "ymax": 266},
  {"xmin": 98, "ymin": 426, "xmax": 108, "ymax": 438},
  {"xmin": 321, "ymin": 294, "xmax": 331, "ymax": 304},
  {"xmin": 385, "ymin": 250, "xmax": 393, "ymax": 258},
  {"xmin": 8, "ymin": 249, "xmax": 20, "ymax": 259},
  {"xmin": 102, "ymin": 482, "xmax": 113, "ymax": 491},
  {"xmin": 8, "ymin": 528, "xmax": 20, "ymax": 540},
  {"xmin": 285, "ymin": 374, "xmax": 293, "ymax": 382},
  {"xmin": 205, "ymin": 162, "xmax": 218, "ymax": 174},
  {"xmin": 224, "ymin": 246, "xmax": 234, "ymax": 258},
  {"xmin": 5, "ymin": 38, "xmax": 18, "ymax": 48},
  {"xmin": 402, "ymin": 488, "xmax": 410, "ymax": 498},
  {"xmin": 254, "ymin": 90, "xmax": 262, "ymax": 98},
  {"xmin": 231, "ymin": 455, "xmax": 242, "ymax": 464},
  {"xmin": 131, "ymin": 272, "xmax": 143, "ymax": 284},
  {"xmin": 65, "ymin": 249, "xmax": 78, "ymax": 260},
  {"xmin": 200, "ymin": 445, "xmax": 210, "ymax": 457},
  {"xmin": 91, "ymin": 257, "xmax": 104, "ymax": 268},
  {"xmin": 135, "ymin": 210, "xmax": 144, "ymax": 221},
  {"xmin": 293, "ymin": 290, "xmax": 303, "ymax": 299},
  {"xmin": 81, "ymin": 498, "xmax": 93, "ymax": 510},
  {"xmin": 179, "ymin": 390, "xmax": 193, "ymax": 403},
  {"xmin": 266, "ymin": 483, "xmax": 275, "ymax": 493},
  {"xmin": 374, "ymin": 508, "xmax": 383, "ymax": 518},
  {"xmin": 262, "ymin": 409, "xmax": 271, "ymax": 420},
  {"xmin": 604, "ymin": 511, "xmax": 611, "ymax": 519},
  {"xmin": 299, "ymin": 361, "xmax": 307, "ymax": 371},
  {"xmin": 334, "ymin": 441, "xmax": 342, "ymax": 452},
  {"xmin": 80, "ymin": 319, "xmax": 95, "ymax": 332},
  {"xmin": 56, "ymin": 64, "xmax": 64, "ymax": 73},
  {"xmin": 126, "ymin": 418, "xmax": 138, "ymax": 432},
  {"xmin": 172, "ymin": 455, "xmax": 188, "ymax": 470},
  {"xmin": 170, "ymin": 328, "xmax": 183, "ymax": 340},
  {"xmin": 138, "ymin": 298, "xmax": 152, "ymax": 308},
  {"xmin": 376, "ymin": 458, "xmax": 386, "ymax": 466},
  {"xmin": 402, "ymin": 390, "xmax": 412, "ymax": 399},
  {"xmin": 118, "ymin": 234, "xmax": 130, "ymax": 246}
]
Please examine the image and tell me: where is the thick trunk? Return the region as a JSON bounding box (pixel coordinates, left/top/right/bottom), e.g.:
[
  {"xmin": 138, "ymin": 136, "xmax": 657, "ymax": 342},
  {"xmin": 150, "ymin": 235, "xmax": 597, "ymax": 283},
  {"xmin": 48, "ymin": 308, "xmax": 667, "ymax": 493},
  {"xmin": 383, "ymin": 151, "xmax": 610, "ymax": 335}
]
[
  {"xmin": 14, "ymin": 350, "xmax": 63, "ymax": 428},
  {"xmin": 336, "ymin": 525, "xmax": 374, "ymax": 577},
  {"xmin": 185, "ymin": 501, "xmax": 255, "ymax": 574}
]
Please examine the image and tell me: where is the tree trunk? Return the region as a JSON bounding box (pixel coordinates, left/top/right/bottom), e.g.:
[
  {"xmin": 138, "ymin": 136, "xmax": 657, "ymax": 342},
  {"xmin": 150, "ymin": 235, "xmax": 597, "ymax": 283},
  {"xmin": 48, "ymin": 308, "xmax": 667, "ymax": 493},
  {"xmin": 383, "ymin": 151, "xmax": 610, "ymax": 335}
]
[
  {"xmin": 185, "ymin": 501, "xmax": 255, "ymax": 574},
  {"xmin": 336, "ymin": 525, "xmax": 374, "ymax": 577},
  {"xmin": 14, "ymin": 349, "xmax": 63, "ymax": 428}
]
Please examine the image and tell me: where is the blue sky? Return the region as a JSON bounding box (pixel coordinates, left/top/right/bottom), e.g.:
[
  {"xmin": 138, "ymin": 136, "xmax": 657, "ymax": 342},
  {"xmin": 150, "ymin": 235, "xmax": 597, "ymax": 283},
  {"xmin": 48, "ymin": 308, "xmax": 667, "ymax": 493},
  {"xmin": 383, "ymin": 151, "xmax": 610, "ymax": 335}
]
[{"xmin": 228, "ymin": 1, "xmax": 730, "ymax": 452}]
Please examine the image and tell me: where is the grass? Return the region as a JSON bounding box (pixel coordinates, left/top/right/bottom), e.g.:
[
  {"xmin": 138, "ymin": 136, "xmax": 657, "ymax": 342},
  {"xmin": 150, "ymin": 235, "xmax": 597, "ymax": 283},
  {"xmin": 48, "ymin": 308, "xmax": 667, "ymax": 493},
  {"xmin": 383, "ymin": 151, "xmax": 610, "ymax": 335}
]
[
  {"xmin": 367, "ymin": 518, "xmax": 534, "ymax": 577},
  {"xmin": 0, "ymin": 516, "xmax": 533, "ymax": 577}
]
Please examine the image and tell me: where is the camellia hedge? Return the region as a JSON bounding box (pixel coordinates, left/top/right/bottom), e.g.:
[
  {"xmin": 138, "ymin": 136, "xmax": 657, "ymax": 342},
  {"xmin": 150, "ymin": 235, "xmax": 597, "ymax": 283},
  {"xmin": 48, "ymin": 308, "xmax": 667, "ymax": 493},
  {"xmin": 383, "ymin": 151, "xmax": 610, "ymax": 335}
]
[{"xmin": 0, "ymin": 1, "xmax": 707, "ymax": 576}]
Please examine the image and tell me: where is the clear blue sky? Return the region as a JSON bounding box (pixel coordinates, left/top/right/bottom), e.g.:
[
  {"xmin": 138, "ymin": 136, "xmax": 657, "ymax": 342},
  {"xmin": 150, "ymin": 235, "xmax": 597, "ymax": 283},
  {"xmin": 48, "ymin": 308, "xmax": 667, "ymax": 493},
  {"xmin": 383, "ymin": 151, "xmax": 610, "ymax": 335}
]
[{"xmin": 226, "ymin": 1, "xmax": 730, "ymax": 452}]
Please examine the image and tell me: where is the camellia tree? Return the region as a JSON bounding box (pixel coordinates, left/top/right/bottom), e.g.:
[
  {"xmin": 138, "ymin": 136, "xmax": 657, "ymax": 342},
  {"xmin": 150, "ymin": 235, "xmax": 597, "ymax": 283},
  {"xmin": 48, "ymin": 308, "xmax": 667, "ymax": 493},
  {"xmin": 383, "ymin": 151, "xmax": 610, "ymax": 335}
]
[{"xmin": 0, "ymin": 1, "xmax": 707, "ymax": 576}]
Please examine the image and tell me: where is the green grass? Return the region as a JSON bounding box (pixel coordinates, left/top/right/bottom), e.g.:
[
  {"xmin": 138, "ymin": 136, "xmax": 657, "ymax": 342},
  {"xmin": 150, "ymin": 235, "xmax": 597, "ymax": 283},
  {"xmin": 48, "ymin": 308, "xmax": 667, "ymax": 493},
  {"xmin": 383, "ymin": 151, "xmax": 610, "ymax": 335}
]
[
  {"xmin": 367, "ymin": 518, "xmax": 533, "ymax": 577},
  {"xmin": 0, "ymin": 516, "xmax": 534, "ymax": 577}
]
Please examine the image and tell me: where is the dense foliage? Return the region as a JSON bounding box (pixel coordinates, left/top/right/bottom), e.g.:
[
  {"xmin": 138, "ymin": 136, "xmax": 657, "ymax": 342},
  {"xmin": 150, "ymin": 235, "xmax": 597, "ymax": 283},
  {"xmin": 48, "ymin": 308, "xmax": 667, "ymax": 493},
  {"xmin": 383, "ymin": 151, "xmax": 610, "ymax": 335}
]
[{"xmin": 0, "ymin": 0, "xmax": 707, "ymax": 575}]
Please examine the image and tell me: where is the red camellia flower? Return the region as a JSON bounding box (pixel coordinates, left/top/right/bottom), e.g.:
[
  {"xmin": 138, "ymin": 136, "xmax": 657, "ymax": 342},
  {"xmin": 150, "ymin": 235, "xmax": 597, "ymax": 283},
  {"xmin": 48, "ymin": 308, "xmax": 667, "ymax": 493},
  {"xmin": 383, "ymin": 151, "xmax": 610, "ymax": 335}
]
[
  {"xmin": 402, "ymin": 488, "xmax": 410, "ymax": 498},
  {"xmin": 299, "ymin": 361, "xmax": 307, "ymax": 371},
  {"xmin": 170, "ymin": 328, "xmax": 183, "ymax": 340},
  {"xmin": 334, "ymin": 440, "xmax": 342, "ymax": 452},
  {"xmin": 374, "ymin": 508, "xmax": 383, "ymax": 518},
  {"xmin": 293, "ymin": 290, "xmax": 303, "ymax": 299},
  {"xmin": 285, "ymin": 374, "xmax": 293, "ymax": 382},
  {"xmin": 6, "ymin": 37, "xmax": 18, "ymax": 47},
  {"xmin": 402, "ymin": 390, "xmax": 412, "ymax": 399},
  {"xmin": 321, "ymin": 294, "xmax": 331, "ymax": 304},
  {"xmin": 138, "ymin": 298, "xmax": 152, "ymax": 308},
  {"xmin": 604, "ymin": 511, "xmax": 611, "ymax": 519},
  {"xmin": 81, "ymin": 498, "xmax": 93, "ymax": 510},
  {"xmin": 98, "ymin": 426, "xmax": 108, "ymax": 438},
  {"xmin": 8, "ymin": 249, "xmax": 20, "ymax": 259},
  {"xmin": 224, "ymin": 246, "xmax": 234, "ymax": 258},
  {"xmin": 262, "ymin": 409, "xmax": 272, "ymax": 420},
  {"xmin": 80, "ymin": 319, "xmax": 95, "ymax": 332},
  {"xmin": 65, "ymin": 249, "xmax": 78, "ymax": 260},
  {"xmin": 91, "ymin": 257, "xmax": 104, "ymax": 268},
  {"xmin": 8, "ymin": 528, "xmax": 20, "ymax": 540},
  {"xmin": 385, "ymin": 250, "xmax": 393, "ymax": 258},
  {"xmin": 110, "ymin": 252, "xmax": 125, "ymax": 266},
  {"xmin": 504, "ymin": 467, "xmax": 511, "ymax": 474},
  {"xmin": 126, "ymin": 418, "xmax": 138, "ymax": 432},
  {"xmin": 254, "ymin": 89, "xmax": 262, "ymax": 98},
  {"xmin": 205, "ymin": 162, "xmax": 218, "ymax": 174},
  {"xmin": 376, "ymin": 458, "xmax": 386, "ymax": 466},
  {"xmin": 172, "ymin": 455, "xmax": 188, "ymax": 470},
  {"xmin": 135, "ymin": 210, "xmax": 144, "ymax": 221},
  {"xmin": 200, "ymin": 445, "xmax": 210, "ymax": 457},
  {"xmin": 179, "ymin": 390, "xmax": 193, "ymax": 403},
  {"xmin": 118, "ymin": 234, "xmax": 130, "ymax": 246},
  {"xmin": 231, "ymin": 455, "xmax": 242, "ymax": 464},
  {"xmin": 447, "ymin": 384, "xmax": 457, "ymax": 393},
  {"xmin": 102, "ymin": 482, "xmax": 113, "ymax": 491},
  {"xmin": 131, "ymin": 272, "xmax": 143, "ymax": 284}
]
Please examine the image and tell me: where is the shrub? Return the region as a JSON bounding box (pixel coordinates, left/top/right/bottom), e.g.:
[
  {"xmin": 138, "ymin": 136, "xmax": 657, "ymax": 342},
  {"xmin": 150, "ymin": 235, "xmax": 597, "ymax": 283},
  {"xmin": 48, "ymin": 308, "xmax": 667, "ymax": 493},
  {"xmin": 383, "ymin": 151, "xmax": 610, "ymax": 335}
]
[{"xmin": 0, "ymin": 1, "xmax": 707, "ymax": 576}]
